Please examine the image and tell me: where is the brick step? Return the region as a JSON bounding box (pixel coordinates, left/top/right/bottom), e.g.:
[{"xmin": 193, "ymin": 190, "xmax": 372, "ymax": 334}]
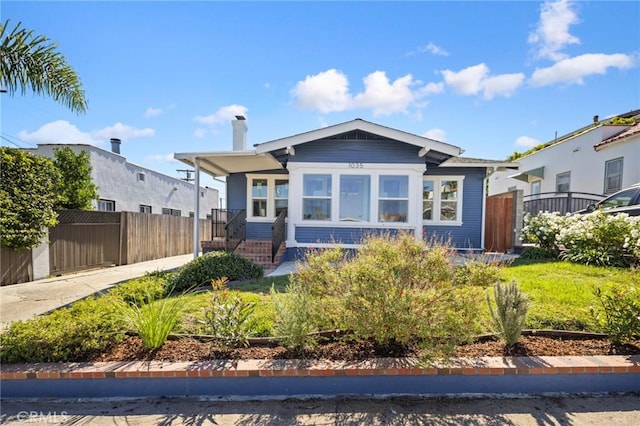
[{"xmin": 201, "ymin": 239, "xmax": 286, "ymax": 272}]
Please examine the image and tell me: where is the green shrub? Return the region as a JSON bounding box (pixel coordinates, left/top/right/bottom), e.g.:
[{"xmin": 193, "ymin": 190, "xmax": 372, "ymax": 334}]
[
  {"xmin": 522, "ymin": 211, "xmax": 565, "ymax": 251},
  {"xmin": 591, "ymin": 285, "xmax": 640, "ymax": 345},
  {"xmin": 518, "ymin": 246, "xmax": 558, "ymax": 261},
  {"xmin": 201, "ymin": 278, "xmax": 256, "ymax": 348},
  {"xmin": 109, "ymin": 273, "xmax": 166, "ymax": 306},
  {"xmin": 116, "ymin": 292, "xmax": 190, "ymax": 350},
  {"xmin": 167, "ymin": 251, "xmax": 264, "ymax": 294},
  {"xmin": 487, "ymin": 280, "xmax": 529, "ymax": 347},
  {"xmin": 291, "ymin": 233, "xmax": 481, "ymax": 355},
  {"xmin": 454, "ymin": 260, "xmax": 502, "ymax": 288},
  {"xmin": 0, "ymin": 296, "xmax": 124, "ymax": 363},
  {"xmin": 271, "ymin": 279, "xmax": 319, "ymax": 351}
]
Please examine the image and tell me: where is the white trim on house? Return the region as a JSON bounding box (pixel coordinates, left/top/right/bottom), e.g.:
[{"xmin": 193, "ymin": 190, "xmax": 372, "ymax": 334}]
[
  {"xmin": 174, "ymin": 151, "xmax": 283, "ymax": 177},
  {"xmin": 245, "ymin": 174, "xmax": 290, "ymax": 222},
  {"xmin": 286, "ymin": 161, "xmax": 427, "ymax": 247},
  {"xmin": 422, "ymin": 176, "xmax": 465, "ymax": 226}
]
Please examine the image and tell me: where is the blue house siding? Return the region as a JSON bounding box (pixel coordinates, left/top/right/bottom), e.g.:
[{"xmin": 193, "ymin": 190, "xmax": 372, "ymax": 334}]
[
  {"xmin": 424, "ymin": 167, "xmax": 485, "ymax": 250},
  {"xmin": 295, "ymin": 226, "xmax": 406, "ymax": 245},
  {"xmin": 294, "ymin": 139, "xmax": 424, "ymax": 164},
  {"xmin": 226, "ymin": 173, "xmax": 247, "ymax": 211}
]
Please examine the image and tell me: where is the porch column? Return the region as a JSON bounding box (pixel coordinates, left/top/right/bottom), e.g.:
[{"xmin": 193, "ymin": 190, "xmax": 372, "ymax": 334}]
[{"xmin": 193, "ymin": 159, "xmax": 201, "ymax": 259}]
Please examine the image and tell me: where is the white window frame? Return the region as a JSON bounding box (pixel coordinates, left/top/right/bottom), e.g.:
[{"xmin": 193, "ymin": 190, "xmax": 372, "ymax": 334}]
[
  {"xmin": 422, "ymin": 176, "xmax": 465, "ymax": 226},
  {"xmin": 556, "ymin": 171, "xmax": 571, "ymax": 193},
  {"xmin": 139, "ymin": 204, "xmax": 152, "ymax": 214},
  {"xmin": 246, "ymin": 174, "xmax": 289, "ymax": 222},
  {"xmin": 287, "ymin": 162, "xmax": 423, "ymax": 229},
  {"xmin": 604, "ymin": 157, "xmax": 623, "ymax": 194},
  {"xmin": 98, "ymin": 199, "xmax": 115, "ymax": 212},
  {"xmin": 136, "ymin": 172, "xmax": 146, "ymax": 182}
]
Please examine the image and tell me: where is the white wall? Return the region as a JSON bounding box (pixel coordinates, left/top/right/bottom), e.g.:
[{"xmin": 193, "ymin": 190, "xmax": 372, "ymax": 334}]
[
  {"xmin": 29, "ymin": 144, "xmax": 218, "ymax": 219},
  {"xmin": 489, "ymin": 126, "xmax": 639, "ymax": 196}
]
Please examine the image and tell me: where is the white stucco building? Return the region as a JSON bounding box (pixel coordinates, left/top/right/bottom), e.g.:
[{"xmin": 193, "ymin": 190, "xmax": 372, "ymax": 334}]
[
  {"xmin": 489, "ymin": 110, "xmax": 640, "ymax": 198},
  {"xmin": 27, "ymin": 140, "xmax": 218, "ymax": 218}
]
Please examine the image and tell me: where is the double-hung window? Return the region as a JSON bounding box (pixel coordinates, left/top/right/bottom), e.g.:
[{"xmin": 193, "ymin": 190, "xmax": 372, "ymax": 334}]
[
  {"xmin": 303, "ymin": 174, "xmax": 331, "ymax": 221},
  {"xmin": 604, "ymin": 158, "xmax": 623, "ymax": 194},
  {"xmin": 247, "ymin": 175, "xmax": 289, "ymax": 220},
  {"xmin": 556, "ymin": 172, "xmax": 571, "ymax": 193},
  {"xmin": 422, "ymin": 177, "xmax": 463, "ymax": 224},
  {"xmin": 98, "ymin": 199, "xmax": 115, "ymax": 212},
  {"xmin": 378, "ymin": 175, "xmax": 408, "ymax": 222}
]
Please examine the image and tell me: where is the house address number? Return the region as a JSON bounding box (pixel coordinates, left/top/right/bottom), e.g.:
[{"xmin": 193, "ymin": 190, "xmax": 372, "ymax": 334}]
[{"xmin": 349, "ymin": 162, "xmax": 364, "ymax": 168}]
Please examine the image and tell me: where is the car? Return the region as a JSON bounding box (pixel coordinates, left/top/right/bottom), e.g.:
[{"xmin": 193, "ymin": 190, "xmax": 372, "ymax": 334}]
[{"xmin": 579, "ymin": 183, "xmax": 640, "ymax": 216}]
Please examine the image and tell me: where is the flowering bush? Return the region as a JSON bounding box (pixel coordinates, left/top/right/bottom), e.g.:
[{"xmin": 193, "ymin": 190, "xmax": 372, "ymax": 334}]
[
  {"xmin": 523, "ymin": 211, "xmax": 640, "ymax": 267},
  {"xmin": 557, "ymin": 211, "xmax": 640, "ymax": 267},
  {"xmin": 522, "ymin": 211, "xmax": 566, "ymax": 251}
]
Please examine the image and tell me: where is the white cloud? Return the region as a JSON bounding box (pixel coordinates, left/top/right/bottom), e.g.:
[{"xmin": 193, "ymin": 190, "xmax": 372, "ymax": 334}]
[
  {"xmin": 515, "ymin": 136, "xmax": 541, "ymax": 147},
  {"xmin": 529, "ymin": 0, "xmax": 580, "ymax": 61},
  {"xmin": 93, "ymin": 122, "xmax": 155, "ymax": 140},
  {"xmin": 482, "ymin": 73, "xmax": 526, "ymax": 100},
  {"xmin": 417, "ymin": 82, "xmax": 445, "ymax": 96},
  {"xmin": 422, "ymin": 42, "xmax": 449, "ymax": 56},
  {"xmin": 529, "ymin": 53, "xmax": 635, "ymax": 86},
  {"xmin": 290, "ymin": 69, "xmax": 351, "ymax": 113},
  {"xmin": 441, "ymin": 64, "xmax": 489, "ymax": 96},
  {"xmin": 194, "ymin": 104, "xmax": 248, "ymax": 125},
  {"xmin": 440, "ymin": 64, "xmax": 524, "ymax": 99},
  {"xmin": 352, "ymin": 71, "xmax": 415, "ymax": 116},
  {"xmin": 193, "ymin": 128, "xmax": 207, "ymax": 139},
  {"xmin": 290, "ymin": 69, "xmax": 441, "ymax": 116},
  {"xmin": 144, "ymin": 107, "xmax": 163, "ymax": 118},
  {"xmin": 423, "ymin": 128, "xmax": 447, "ymax": 142},
  {"xmin": 18, "ymin": 120, "xmax": 155, "ymax": 146},
  {"xmin": 144, "ymin": 154, "xmax": 179, "ymax": 163},
  {"xmin": 18, "ymin": 120, "xmax": 98, "ymax": 144}
]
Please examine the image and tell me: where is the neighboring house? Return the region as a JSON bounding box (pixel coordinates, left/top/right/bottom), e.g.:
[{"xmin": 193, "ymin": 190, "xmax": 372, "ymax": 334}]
[
  {"xmin": 175, "ymin": 117, "xmax": 516, "ymax": 261},
  {"xmin": 489, "ymin": 110, "xmax": 640, "ymax": 204},
  {"xmin": 26, "ymin": 140, "xmax": 218, "ymax": 218}
]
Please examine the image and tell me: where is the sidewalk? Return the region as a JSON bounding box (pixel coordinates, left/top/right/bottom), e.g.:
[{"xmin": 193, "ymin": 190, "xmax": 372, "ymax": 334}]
[{"xmin": 0, "ymin": 254, "xmax": 195, "ymax": 329}]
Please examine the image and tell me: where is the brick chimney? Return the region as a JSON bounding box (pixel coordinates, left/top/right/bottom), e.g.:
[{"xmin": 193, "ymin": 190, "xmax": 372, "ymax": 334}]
[
  {"xmin": 232, "ymin": 116, "xmax": 247, "ymax": 151},
  {"xmin": 110, "ymin": 138, "xmax": 121, "ymax": 154}
]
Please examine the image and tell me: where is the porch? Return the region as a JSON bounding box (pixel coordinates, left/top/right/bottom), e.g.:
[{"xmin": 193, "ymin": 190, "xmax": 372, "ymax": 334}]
[{"xmin": 201, "ymin": 208, "xmax": 287, "ymax": 272}]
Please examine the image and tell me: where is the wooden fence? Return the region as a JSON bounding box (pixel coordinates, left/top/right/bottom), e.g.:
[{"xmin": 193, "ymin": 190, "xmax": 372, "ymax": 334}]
[
  {"xmin": 485, "ymin": 190, "xmax": 523, "ymax": 253},
  {"xmin": 1, "ymin": 210, "xmax": 211, "ymax": 285}
]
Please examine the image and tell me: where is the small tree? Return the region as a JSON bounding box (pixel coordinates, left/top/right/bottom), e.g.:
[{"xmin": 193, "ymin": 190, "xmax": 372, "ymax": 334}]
[
  {"xmin": 53, "ymin": 147, "xmax": 98, "ymax": 210},
  {"xmin": 0, "ymin": 147, "xmax": 59, "ymax": 249}
]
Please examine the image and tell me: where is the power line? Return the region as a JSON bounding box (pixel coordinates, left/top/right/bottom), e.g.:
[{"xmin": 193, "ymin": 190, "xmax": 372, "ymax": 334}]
[{"xmin": 0, "ymin": 133, "xmax": 37, "ymax": 148}]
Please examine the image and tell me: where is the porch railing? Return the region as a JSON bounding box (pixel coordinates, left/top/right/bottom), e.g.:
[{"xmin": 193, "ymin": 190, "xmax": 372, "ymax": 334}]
[
  {"xmin": 271, "ymin": 210, "xmax": 286, "ymax": 262},
  {"xmin": 225, "ymin": 209, "xmax": 246, "ymax": 253},
  {"xmin": 211, "ymin": 209, "xmax": 246, "ymax": 252},
  {"xmin": 523, "ymin": 191, "xmax": 604, "ymax": 216}
]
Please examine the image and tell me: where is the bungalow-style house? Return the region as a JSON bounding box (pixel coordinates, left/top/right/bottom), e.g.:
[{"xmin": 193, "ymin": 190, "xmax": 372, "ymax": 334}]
[
  {"xmin": 489, "ymin": 109, "xmax": 640, "ymax": 215},
  {"xmin": 175, "ymin": 117, "xmax": 516, "ymax": 266}
]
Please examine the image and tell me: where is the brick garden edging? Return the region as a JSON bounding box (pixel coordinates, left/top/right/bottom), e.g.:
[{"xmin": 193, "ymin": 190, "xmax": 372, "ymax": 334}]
[{"xmin": 2, "ymin": 355, "xmax": 639, "ymax": 398}]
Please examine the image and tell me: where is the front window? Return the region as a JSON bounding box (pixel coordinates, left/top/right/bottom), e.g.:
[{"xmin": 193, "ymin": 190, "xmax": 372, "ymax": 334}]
[
  {"xmin": 303, "ymin": 174, "xmax": 331, "ymax": 220},
  {"xmin": 246, "ymin": 175, "xmax": 289, "ymax": 220},
  {"xmin": 423, "ymin": 177, "xmax": 463, "ymax": 223},
  {"xmin": 251, "ymin": 178, "xmax": 268, "ymax": 217},
  {"xmin": 340, "ymin": 175, "xmax": 370, "ymax": 222},
  {"xmin": 604, "ymin": 158, "xmax": 623, "ymax": 194},
  {"xmin": 379, "ymin": 175, "xmax": 408, "ymax": 222},
  {"xmin": 440, "ymin": 180, "xmax": 458, "ymax": 221},
  {"xmin": 556, "ymin": 172, "xmax": 571, "ymax": 193}
]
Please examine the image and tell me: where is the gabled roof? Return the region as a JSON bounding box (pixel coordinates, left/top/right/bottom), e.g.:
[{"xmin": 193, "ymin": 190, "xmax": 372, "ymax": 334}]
[
  {"xmin": 594, "ymin": 121, "xmax": 640, "ymax": 151},
  {"xmin": 254, "ymin": 118, "xmax": 464, "ymax": 158}
]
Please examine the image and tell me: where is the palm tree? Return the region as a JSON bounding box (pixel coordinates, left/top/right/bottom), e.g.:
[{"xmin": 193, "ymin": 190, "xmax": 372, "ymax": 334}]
[{"xmin": 0, "ymin": 19, "xmax": 87, "ymax": 113}]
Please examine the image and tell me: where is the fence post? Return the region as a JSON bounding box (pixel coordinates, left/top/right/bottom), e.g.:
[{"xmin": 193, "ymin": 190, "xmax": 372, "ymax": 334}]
[{"xmin": 511, "ymin": 189, "xmax": 524, "ymax": 253}]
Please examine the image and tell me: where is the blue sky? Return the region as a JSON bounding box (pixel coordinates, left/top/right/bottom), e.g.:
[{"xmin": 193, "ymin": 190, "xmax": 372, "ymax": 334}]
[{"xmin": 2, "ymin": 1, "xmax": 639, "ymax": 200}]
